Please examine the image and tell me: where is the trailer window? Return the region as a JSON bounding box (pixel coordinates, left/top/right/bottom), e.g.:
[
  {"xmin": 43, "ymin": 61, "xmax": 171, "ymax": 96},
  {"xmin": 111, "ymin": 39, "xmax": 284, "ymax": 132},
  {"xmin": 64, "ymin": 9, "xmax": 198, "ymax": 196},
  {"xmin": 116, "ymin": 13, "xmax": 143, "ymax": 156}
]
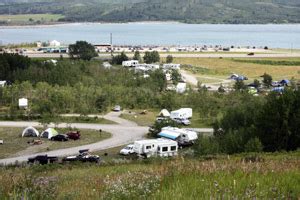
[
  {"xmin": 162, "ymin": 147, "xmax": 168, "ymax": 152},
  {"xmin": 171, "ymin": 146, "xmax": 176, "ymax": 151},
  {"xmin": 146, "ymin": 146, "xmax": 151, "ymax": 150}
]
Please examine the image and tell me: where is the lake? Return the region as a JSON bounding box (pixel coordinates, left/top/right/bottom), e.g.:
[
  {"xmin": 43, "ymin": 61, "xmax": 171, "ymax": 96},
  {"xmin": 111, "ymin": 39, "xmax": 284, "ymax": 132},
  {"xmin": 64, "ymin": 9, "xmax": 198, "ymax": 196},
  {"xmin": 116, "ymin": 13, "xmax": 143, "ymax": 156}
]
[{"xmin": 0, "ymin": 23, "xmax": 300, "ymax": 48}]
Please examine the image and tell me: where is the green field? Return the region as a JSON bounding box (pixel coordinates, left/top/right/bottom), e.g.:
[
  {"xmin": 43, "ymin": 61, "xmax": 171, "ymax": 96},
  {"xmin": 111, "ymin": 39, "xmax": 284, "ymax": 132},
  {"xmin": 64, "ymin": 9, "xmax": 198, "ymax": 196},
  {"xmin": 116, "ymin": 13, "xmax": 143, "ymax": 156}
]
[
  {"xmin": 0, "ymin": 152, "xmax": 299, "ymax": 199},
  {"xmin": 175, "ymin": 57, "xmax": 300, "ymax": 80},
  {"xmin": 0, "ymin": 127, "xmax": 111, "ymax": 159},
  {"xmin": 0, "ymin": 14, "xmax": 64, "ymax": 24}
]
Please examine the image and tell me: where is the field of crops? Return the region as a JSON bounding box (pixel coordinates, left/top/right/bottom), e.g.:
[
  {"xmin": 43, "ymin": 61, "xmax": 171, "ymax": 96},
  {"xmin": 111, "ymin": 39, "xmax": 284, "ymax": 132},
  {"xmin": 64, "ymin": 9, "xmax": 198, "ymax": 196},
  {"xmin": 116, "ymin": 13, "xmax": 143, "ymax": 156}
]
[{"xmin": 175, "ymin": 57, "xmax": 300, "ymax": 80}]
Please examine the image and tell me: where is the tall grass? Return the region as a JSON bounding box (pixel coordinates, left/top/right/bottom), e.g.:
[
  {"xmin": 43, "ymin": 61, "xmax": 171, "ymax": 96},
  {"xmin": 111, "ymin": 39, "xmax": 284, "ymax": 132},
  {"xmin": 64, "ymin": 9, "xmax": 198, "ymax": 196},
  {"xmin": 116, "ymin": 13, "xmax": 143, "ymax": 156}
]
[{"xmin": 0, "ymin": 152, "xmax": 299, "ymax": 199}]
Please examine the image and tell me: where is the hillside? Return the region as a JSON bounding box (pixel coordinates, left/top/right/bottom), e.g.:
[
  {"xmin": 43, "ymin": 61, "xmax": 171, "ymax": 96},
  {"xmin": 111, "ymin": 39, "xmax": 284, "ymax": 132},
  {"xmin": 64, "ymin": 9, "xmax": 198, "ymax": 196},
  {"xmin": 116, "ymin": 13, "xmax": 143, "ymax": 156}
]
[{"xmin": 0, "ymin": 0, "xmax": 299, "ymax": 24}]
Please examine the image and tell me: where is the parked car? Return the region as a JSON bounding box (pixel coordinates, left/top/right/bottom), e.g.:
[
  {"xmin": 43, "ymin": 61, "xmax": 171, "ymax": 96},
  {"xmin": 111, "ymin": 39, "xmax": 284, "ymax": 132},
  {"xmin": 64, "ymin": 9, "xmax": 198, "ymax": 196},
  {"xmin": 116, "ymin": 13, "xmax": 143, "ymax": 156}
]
[
  {"xmin": 62, "ymin": 150, "xmax": 100, "ymax": 163},
  {"xmin": 120, "ymin": 144, "xmax": 134, "ymax": 155},
  {"xmin": 113, "ymin": 105, "xmax": 121, "ymax": 112},
  {"xmin": 67, "ymin": 131, "xmax": 81, "ymax": 140},
  {"xmin": 51, "ymin": 134, "xmax": 69, "ymax": 141},
  {"xmin": 247, "ymin": 52, "xmax": 255, "ymax": 56},
  {"xmin": 28, "ymin": 155, "xmax": 58, "ymax": 165}
]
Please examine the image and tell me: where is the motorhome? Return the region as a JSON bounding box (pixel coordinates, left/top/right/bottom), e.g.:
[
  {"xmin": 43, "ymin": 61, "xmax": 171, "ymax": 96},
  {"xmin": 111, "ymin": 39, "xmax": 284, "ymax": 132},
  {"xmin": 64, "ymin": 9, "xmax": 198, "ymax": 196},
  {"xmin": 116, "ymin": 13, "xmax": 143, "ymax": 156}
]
[
  {"xmin": 170, "ymin": 108, "xmax": 193, "ymax": 119},
  {"xmin": 133, "ymin": 139, "xmax": 178, "ymax": 158},
  {"xmin": 159, "ymin": 127, "xmax": 198, "ymax": 146},
  {"xmin": 122, "ymin": 60, "xmax": 139, "ymax": 67}
]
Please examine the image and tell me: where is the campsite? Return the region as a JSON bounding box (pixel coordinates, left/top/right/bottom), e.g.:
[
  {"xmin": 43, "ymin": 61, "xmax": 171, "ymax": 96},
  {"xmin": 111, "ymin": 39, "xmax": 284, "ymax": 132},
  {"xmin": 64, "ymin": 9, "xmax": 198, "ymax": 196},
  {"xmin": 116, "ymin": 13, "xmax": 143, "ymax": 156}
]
[{"xmin": 0, "ymin": 127, "xmax": 111, "ymax": 159}]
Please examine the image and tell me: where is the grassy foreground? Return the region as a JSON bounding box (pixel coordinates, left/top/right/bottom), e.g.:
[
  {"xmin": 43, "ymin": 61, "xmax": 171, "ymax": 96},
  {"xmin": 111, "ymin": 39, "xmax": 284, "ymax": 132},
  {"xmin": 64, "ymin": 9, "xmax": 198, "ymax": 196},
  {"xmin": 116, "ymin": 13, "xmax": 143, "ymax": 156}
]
[
  {"xmin": 0, "ymin": 127, "xmax": 111, "ymax": 159},
  {"xmin": 0, "ymin": 152, "xmax": 299, "ymax": 199}
]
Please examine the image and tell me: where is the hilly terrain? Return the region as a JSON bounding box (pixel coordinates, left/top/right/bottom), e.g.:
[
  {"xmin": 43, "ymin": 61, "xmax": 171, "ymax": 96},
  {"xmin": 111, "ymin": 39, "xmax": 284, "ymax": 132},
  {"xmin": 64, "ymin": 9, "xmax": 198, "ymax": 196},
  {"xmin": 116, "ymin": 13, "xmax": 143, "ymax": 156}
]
[{"xmin": 0, "ymin": 0, "xmax": 299, "ymax": 24}]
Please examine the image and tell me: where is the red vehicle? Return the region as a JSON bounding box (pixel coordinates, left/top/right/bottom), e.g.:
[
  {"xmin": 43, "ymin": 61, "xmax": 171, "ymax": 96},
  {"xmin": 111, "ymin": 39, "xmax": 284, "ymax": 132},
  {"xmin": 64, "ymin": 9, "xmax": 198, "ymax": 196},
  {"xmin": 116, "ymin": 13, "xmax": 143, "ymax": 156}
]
[{"xmin": 67, "ymin": 131, "xmax": 81, "ymax": 140}]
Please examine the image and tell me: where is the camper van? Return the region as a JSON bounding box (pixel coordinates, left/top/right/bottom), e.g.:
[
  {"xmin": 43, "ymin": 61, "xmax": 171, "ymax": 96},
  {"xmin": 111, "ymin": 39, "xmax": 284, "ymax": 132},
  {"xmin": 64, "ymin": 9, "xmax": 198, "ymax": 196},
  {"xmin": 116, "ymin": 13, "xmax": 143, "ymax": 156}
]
[
  {"xmin": 133, "ymin": 139, "xmax": 178, "ymax": 158},
  {"xmin": 170, "ymin": 108, "xmax": 193, "ymax": 119},
  {"xmin": 122, "ymin": 60, "xmax": 139, "ymax": 67},
  {"xmin": 159, "ymin": 127, "xmax": 198, "ymax": 146}
]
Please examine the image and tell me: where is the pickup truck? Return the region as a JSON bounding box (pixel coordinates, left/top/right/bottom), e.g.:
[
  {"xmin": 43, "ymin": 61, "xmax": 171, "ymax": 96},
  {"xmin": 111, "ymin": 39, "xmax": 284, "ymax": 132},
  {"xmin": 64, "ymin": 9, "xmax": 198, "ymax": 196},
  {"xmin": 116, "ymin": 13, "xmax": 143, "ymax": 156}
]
[{"xmin": 28, "ymin": 155, "xmax": 58, "ymax": 165}]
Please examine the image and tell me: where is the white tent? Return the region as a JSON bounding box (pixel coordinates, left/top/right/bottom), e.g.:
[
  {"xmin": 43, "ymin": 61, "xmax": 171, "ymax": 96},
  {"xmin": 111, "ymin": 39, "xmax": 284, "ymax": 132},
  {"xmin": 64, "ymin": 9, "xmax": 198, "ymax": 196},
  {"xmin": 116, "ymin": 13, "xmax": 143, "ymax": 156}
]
[
  {"xmin": 22, "ymin": 126, "xmax": 39, "ymax": 137},
  {"xmin": 40, "ymin": 128, "xmax": 58, "ymax": 139},
  {"xmin": 158, "ymin": 109, "xmax": 170, "ymax": 117}
]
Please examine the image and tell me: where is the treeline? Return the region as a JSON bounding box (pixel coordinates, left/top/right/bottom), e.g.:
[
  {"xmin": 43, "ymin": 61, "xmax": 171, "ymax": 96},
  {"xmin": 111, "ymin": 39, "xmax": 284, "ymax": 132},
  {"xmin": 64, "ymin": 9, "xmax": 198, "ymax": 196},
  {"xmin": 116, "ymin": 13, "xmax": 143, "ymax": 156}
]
[
  {"xmin": 0, "ymin": 0, "xmax": 299, "ymax": 24},
  {"xmin": 193, "ymin": 89, "xmax": 300, "ymax": 154}
]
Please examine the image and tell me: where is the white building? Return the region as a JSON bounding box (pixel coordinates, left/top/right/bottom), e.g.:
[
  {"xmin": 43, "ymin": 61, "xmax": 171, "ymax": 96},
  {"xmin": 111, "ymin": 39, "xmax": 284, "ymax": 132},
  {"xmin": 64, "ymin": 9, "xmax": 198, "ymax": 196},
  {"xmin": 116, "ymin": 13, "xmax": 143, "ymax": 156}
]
[
  {"xmin": 134, "ymin": 64, "xmax": 159, "ymax": 73},
  {"xmin": 49, "ymin": 40, "xmax": 61, "ymax": 47}
]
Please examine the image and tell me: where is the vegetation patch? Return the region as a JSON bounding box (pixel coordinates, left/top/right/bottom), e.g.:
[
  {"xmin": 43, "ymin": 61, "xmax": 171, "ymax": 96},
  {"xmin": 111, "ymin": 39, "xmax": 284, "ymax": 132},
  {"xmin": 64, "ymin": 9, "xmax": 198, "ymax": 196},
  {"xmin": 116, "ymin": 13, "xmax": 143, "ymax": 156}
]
[
  {"xmin": 233, "ymin": 59, "xmax": 300, "ymax": 66},
  {"xmin": 0, "ymin": 152, "xmax": 299, "ymax": 199}
]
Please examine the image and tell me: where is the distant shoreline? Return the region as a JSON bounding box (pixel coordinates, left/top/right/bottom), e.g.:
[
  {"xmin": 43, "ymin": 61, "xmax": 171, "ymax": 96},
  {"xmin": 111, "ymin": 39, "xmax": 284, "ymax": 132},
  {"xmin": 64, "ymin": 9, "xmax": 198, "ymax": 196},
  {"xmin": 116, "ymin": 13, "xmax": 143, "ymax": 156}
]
[{"xmin": 0, "ymin": 21, "xmax": 300, "ymax": 29}]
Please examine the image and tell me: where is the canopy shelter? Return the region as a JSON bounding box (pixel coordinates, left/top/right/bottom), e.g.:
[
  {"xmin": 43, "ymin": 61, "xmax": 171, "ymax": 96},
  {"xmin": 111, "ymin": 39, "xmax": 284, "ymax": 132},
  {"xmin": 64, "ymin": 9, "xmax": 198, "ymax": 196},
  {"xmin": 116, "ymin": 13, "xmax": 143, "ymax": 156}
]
[
  {"xmin": 158, "ymin": 130, "xmax": 181, "ymax": 140},
  {"xmin": 22, "ymin": 126, "xmax": 39, "ymax": 137},
  {"xmin": 40, "ymin": 128, "xmax": 58, "ymax": 139}
]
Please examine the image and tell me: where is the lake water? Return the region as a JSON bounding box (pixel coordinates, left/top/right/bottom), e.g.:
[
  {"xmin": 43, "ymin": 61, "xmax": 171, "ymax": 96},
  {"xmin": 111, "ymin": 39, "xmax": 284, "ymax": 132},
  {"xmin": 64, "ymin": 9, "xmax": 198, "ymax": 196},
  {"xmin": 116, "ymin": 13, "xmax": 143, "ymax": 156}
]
[{"xmin": 0, "ymin": 23, "xmax": 300, "ymax": 48}]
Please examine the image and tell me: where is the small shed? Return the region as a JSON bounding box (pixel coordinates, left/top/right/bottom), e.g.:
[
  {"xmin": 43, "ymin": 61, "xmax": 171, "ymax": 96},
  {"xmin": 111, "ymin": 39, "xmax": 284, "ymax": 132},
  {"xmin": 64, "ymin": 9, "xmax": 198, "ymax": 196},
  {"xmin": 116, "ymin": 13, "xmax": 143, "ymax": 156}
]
[{"xmin": 18, "ymin": 98, "xmax": 28, "ymax": 109}]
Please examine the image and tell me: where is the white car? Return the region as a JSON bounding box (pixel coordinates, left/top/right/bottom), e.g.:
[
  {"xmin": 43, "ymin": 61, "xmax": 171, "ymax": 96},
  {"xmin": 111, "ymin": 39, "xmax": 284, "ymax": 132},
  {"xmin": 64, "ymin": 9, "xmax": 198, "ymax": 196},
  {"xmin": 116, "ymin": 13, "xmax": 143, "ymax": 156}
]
[{"xmin": 120, "ymin": 144, "xmax": 134, "ymax": 155}]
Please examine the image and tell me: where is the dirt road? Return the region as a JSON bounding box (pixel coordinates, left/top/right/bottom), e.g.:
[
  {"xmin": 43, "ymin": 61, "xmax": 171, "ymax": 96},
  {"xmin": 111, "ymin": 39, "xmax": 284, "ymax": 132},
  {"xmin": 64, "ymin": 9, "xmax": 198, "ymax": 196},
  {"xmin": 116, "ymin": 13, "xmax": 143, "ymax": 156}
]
[{"xmin": 0, "ymin": 112, "xmax": 214, "ymax": 165}]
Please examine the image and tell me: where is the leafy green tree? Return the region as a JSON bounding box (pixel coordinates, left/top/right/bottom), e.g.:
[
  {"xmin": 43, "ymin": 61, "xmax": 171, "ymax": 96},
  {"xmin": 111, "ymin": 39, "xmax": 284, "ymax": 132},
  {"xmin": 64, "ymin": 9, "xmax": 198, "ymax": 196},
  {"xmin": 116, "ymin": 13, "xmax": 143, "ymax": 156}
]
[
  {"xmin": 148, "ymin": 118, "xmax": 178, "ymax": 138},
  {"xmin": 143, "ymin": 51, "xmax": 160, "ymax": 64},
  {"xmin": 171, "ymin": 69, "xmax": 181, "ymax": 84},
  {"xmin": 234, "ymin": 80, "xmax": 246, "ymax": 91},
  {"xmin": 69, "ymin": 41, "xmax": 98, "ymax": 61},
  {"xmin": 111, "ymin": 52, "xmax": 128, "ymax": 65},
  {"xmin": 253, "ymin": 79, "xmax": 261, "ymax": 88},
  {"xmin": 166, "ymin": 55, "xmax": 173, "ymax": 63},
  {"xmin": 261, "ymin": 73, "xmax": 272, "ymax": 87},
  {"xmin": 133, "ymin": 51, "xmax": 141, "ymax": 62},
  {"xmin": 244, "ymin": 137, "xmax": 263, "ymax": 152}
]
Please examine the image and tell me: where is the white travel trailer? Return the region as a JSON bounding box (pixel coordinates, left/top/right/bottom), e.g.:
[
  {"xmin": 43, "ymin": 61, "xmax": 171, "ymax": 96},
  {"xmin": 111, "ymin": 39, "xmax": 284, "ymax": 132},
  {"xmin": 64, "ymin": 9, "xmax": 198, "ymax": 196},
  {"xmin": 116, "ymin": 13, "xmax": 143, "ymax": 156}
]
[
  {"xmin": 133, "ymin": 139, "xmax": 178, "ymax": 158},
  {"xmin": 170, "ymin": 108, "xmax": 193, "ymax": 119},
  {"xmin": 159, "ymin": 127, "xmax": 198, "ymax": 146},
  {"xmin": 162, "ymin": 63, "xmax": 181, "ymax": 71},
  {"xmin": 176, "ymin": 82, "xmax": 187, "ymax": 93},
  {"xmin": 122, "ymin": 60, "xmax": 139, "ymax": 67}
]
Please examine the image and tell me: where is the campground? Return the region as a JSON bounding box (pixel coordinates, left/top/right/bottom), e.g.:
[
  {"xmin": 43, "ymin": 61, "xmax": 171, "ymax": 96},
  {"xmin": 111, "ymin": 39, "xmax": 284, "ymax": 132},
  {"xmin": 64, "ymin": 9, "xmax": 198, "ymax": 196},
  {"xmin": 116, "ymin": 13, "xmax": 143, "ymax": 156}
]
[{"xmin": 0, "ymin": 127, "xmax": 110, "ymax": 159}]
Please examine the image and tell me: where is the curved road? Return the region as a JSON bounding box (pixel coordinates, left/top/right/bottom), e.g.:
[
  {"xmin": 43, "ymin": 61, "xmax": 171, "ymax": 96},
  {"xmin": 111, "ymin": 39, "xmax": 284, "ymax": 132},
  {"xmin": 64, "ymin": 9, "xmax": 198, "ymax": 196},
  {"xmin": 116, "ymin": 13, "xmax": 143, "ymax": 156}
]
[{"xmin": 0, "ymin": 112, "xmax": 214, "ymax": 165}]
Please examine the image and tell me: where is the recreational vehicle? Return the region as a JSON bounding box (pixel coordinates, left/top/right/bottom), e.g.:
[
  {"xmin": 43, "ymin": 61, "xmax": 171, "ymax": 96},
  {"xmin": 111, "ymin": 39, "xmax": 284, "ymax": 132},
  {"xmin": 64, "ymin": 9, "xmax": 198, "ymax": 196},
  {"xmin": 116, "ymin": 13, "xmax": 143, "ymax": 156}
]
[
  {"xmin": 159, "ymin": 127, "xmax": 198, "ymax": 146},
  {"xmin": 170, "ymin": 108, "xmax": 193, "ymax": 119},
  {"xmin": 133, "ymin": 139, "xmax": 178, "ymax": 158},
  {"xmin": 122, "ymin": 60, "xmax": 139, "ymax": 67}
]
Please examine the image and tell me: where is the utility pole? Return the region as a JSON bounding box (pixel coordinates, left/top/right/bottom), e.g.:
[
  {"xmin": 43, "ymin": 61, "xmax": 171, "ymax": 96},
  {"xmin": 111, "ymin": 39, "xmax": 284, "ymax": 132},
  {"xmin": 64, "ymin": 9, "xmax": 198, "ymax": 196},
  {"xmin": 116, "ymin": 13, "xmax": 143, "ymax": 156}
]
[{"xmin": 110, "ymin": 33, "xmax": 113, "ymax": 57}]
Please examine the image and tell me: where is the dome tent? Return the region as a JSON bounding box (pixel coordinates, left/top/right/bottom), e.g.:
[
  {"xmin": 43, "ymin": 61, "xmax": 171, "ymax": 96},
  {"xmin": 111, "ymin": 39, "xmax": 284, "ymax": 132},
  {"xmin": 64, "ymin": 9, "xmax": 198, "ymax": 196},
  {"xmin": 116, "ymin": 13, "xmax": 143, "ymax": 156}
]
[
  {"xmin": 41, "ymin": 128, "xmax": 58, "ymax": 139},
  {"xmin": 22, "ymin": 126, "xmax": 39, "ymax": 137},
  {"xmin": 158, "ymin": 109, "xmax": 170, "ymax": 117}
]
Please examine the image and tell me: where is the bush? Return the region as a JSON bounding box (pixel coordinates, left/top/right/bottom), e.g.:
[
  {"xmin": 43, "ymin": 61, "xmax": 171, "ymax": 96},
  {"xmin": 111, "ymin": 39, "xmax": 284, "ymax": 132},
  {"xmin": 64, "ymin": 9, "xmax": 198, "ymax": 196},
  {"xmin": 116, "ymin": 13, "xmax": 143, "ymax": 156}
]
[
  {"xmin": 111, "ymin": 52, "xmax": 128, "ymax": 65},
  {"xmin": 193, "ymin": 136, "xmax": 220, "ymax": 156},
  {"xmin": 244, "ymin": 137, "xmax": 263, "ymax": 153}
]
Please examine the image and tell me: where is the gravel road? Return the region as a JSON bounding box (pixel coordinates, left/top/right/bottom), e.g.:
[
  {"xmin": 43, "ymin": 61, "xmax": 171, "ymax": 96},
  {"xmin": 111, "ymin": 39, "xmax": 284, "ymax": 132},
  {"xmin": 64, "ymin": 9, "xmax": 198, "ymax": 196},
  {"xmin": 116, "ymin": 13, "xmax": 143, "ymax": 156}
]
[{"xmin": 0, "ymin": 112, "xmax": 213, "ymax": 165}]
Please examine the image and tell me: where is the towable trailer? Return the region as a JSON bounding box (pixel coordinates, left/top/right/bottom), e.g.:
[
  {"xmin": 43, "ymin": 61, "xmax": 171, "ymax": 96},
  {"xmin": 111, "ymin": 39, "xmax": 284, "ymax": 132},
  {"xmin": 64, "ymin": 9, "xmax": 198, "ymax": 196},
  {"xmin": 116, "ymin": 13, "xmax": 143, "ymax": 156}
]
[{"xmin": 133, "ymin": 139, "xmax": 178, "ymax": 158}]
